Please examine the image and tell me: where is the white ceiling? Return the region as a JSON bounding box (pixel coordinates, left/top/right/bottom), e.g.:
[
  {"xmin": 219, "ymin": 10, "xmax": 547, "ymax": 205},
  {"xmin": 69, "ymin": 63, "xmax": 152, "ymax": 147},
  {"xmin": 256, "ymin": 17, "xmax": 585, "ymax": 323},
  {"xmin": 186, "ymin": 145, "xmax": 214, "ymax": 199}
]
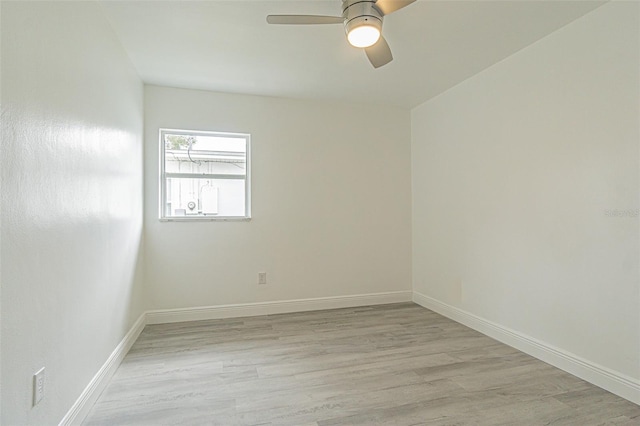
[{"xmin": 100, "ymin": 0, "xmax": 605, "ymax": 108}]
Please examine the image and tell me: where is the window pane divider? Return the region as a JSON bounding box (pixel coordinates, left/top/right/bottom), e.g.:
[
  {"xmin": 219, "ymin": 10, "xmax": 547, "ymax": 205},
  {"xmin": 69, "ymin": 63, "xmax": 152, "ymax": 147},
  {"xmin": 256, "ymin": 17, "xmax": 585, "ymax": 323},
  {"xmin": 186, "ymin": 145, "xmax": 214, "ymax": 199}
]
[{"xmin": 164, "ymin": 172, "xmax": 246, "ymax": 180}]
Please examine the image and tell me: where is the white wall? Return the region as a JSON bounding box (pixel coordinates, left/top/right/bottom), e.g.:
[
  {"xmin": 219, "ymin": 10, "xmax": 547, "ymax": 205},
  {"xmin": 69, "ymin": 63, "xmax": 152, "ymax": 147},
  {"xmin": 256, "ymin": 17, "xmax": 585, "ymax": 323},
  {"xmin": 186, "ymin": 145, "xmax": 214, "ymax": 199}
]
[
  {"xmin": 1, "ymin": 2, "xmax": 145, "ymax": 424},
  {"xmin": 412, "ymin": 0, "xmax": 639, "ymax": 388},
  {"xmin": 144, "ymin": 86, "xmax": 411, "ymax": 309},
  {"xmin": 0, "ymin": 2, "xmax": 4, "ymax": 419}
]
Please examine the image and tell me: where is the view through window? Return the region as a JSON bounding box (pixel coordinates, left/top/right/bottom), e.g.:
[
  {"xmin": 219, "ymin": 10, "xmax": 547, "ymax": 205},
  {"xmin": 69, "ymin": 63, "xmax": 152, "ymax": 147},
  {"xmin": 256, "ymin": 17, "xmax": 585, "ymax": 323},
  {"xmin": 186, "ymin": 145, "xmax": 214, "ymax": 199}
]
[{"xmin": 160, "ymin": 129, "xmax": 250, "ymax": 220}]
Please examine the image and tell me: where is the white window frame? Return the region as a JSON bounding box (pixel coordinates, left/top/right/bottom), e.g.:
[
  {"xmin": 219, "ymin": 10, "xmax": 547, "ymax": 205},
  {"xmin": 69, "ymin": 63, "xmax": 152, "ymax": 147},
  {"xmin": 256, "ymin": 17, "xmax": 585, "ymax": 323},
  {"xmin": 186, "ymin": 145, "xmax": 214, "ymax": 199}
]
[{"xmin": 159, "ymin": 128, "xmax": 251, "ymax": 221}]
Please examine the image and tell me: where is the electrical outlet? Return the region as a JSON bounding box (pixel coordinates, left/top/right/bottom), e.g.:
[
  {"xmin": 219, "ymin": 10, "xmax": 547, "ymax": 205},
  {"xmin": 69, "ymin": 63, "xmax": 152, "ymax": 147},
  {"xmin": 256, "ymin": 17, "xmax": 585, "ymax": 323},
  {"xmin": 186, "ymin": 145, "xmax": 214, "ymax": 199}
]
[
  {"xmin": 33, "ymin": 367, "xmax": 45, "ymax": 406},
  {"xmin": 258, "ymin": 272, "xmax": 267, "ymax": 285}
]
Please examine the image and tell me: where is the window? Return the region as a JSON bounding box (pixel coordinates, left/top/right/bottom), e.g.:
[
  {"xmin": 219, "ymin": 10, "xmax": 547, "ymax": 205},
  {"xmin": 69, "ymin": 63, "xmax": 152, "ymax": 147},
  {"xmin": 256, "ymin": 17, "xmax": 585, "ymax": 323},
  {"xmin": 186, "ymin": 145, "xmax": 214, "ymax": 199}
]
[{"xmin": 160, "ymin": 129, "xmax": 250, "ymax": 220}]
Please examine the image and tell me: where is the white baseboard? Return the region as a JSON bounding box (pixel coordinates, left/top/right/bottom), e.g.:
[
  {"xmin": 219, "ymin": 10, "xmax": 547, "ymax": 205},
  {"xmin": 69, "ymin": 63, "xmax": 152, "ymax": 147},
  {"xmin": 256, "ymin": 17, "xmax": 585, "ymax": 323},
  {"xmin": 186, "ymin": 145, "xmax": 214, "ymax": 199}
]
[
  {"xmin": 146, "ymin": 291, "xmax": 413, "ymax": 324},
  {"xmin": 60, "ymin": 291, "xmax": 412, "ymax": 424},
  {"xmin": 412, "ymin": 291, "xmax": 640, "ymax": 405},
  {"xmin": 67, "ymin": 291, "xmax": 637, "ymax": 426},
  {"xmin": 58, "ymin": 314, "xmax": 147, "ymax": 426}
]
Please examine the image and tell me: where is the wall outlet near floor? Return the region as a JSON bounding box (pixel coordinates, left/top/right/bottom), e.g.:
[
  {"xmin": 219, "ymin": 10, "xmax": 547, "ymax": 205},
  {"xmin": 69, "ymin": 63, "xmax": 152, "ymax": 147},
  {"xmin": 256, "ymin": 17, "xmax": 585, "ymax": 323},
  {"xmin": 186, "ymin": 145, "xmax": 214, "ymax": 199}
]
[
  {"xmin": 258, "ymin": 272, "xmax": 267, "ymax": 285},
  {"xmin": 33, "ymin": 367, "xmax": 45, "ymax": 406}
]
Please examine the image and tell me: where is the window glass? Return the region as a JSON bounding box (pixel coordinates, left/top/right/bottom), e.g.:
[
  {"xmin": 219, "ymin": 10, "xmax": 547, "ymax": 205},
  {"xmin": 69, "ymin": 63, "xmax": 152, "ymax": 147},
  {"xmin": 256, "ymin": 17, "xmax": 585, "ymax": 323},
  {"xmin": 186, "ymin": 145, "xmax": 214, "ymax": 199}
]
[{"xmin": 160, "ymin": 130, "xmax": 250, "ymax": 220}]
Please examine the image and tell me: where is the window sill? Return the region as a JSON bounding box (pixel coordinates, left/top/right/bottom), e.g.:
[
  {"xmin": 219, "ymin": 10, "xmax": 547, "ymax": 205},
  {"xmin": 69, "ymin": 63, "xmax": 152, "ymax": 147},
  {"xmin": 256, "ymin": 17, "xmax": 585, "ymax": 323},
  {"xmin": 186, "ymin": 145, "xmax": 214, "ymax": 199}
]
[{"xmin": 159, "ymin": 216, "xmax": 251, "ymax": 222}]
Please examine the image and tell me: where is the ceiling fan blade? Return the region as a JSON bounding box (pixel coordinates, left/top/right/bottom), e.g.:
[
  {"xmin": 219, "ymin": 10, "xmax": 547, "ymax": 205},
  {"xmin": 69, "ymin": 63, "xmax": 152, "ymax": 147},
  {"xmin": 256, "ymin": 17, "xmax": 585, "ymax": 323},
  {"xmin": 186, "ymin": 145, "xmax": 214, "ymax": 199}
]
[
  {"xmin": 266, "ymin": 15, "xmax": 344, "ymax": 25},
  {"xmin": 365, "ymin": 35, "xmax": 393, "ymax": 68},
  {"xmin": 374, "ymin": 0, "xmax": 416, "ymax": 15}
]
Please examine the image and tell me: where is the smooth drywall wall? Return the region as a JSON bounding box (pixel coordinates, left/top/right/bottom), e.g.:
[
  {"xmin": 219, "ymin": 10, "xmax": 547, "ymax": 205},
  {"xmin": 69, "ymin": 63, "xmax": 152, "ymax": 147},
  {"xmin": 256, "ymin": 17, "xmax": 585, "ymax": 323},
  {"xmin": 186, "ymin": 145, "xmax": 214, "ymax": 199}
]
[
  {"xmin": 144, "ymin": 86, "xmax": 411, "ymax": 309},
  {"xmin": 412, "ymin": 0, "xmax": 639, "ymax": 383},
  {"xmin": 0, "ymin": 2, "xmax": 3, "ymax": 420},
  {"xmin": 1, "ymin": 2, "xmax": 144, "ymax": 423}
]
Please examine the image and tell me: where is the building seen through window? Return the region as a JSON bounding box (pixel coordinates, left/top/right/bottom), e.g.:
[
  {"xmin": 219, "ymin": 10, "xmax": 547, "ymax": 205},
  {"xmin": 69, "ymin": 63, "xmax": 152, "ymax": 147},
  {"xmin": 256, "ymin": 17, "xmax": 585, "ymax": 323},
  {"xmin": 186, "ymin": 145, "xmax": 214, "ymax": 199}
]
[{"xmin": 160, "ymin": 130, "xmax": 250, "ymax": 220}]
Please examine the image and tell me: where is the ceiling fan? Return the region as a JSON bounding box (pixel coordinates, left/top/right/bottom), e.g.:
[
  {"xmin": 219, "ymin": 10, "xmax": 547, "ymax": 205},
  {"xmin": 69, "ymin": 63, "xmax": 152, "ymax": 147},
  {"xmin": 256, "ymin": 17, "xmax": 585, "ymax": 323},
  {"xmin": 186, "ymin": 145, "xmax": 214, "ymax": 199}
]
[{"xmin": 266, "ymin": 0, "xmax": 416, "ymax": 68}]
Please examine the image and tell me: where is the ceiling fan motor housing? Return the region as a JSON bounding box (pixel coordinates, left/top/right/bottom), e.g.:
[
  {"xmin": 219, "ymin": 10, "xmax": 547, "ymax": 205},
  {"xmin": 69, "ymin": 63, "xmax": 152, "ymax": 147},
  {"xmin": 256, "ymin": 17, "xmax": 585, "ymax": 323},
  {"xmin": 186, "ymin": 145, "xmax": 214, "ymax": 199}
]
[{"xmin": 342, "ymin": 0, "xmax": 383, "ymax": 37}]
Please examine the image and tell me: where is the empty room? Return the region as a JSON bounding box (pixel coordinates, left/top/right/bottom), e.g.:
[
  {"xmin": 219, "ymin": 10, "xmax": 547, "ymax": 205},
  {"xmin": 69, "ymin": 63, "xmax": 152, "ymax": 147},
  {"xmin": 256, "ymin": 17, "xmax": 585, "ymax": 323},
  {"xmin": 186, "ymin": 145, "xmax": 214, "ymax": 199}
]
[{"xmin": 1, "ymin": 0, "xmax": 639, "ymax": 424}]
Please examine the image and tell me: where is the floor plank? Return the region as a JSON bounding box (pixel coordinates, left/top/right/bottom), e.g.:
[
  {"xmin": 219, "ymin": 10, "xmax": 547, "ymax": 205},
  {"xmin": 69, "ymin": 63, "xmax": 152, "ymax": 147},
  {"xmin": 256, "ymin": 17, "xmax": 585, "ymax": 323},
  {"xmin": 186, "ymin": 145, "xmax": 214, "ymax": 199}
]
[{"xmin": 84, "ymin": 303, "xmax": 640, "ymax": 425}]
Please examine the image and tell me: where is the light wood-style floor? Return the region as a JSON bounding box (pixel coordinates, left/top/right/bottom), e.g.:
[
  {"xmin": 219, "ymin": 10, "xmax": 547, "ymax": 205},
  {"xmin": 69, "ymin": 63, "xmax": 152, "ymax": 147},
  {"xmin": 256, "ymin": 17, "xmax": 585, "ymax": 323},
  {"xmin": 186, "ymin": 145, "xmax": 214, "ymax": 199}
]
[{"xmin": 84, "ymin": 303, "xmax": 640, "ymax": 425}]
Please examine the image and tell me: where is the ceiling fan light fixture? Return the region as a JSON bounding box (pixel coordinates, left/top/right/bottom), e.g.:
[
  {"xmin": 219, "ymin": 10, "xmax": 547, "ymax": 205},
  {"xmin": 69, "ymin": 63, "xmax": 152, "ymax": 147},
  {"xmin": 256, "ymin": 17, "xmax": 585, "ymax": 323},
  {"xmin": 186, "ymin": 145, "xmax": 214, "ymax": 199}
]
[
  {"xmin": 347, "ymin": 25, "xmax": 380, "ymax": 48},
  {"xmin": 344, "ymin": 14, "xmax": 382, "ymax": 48}
]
